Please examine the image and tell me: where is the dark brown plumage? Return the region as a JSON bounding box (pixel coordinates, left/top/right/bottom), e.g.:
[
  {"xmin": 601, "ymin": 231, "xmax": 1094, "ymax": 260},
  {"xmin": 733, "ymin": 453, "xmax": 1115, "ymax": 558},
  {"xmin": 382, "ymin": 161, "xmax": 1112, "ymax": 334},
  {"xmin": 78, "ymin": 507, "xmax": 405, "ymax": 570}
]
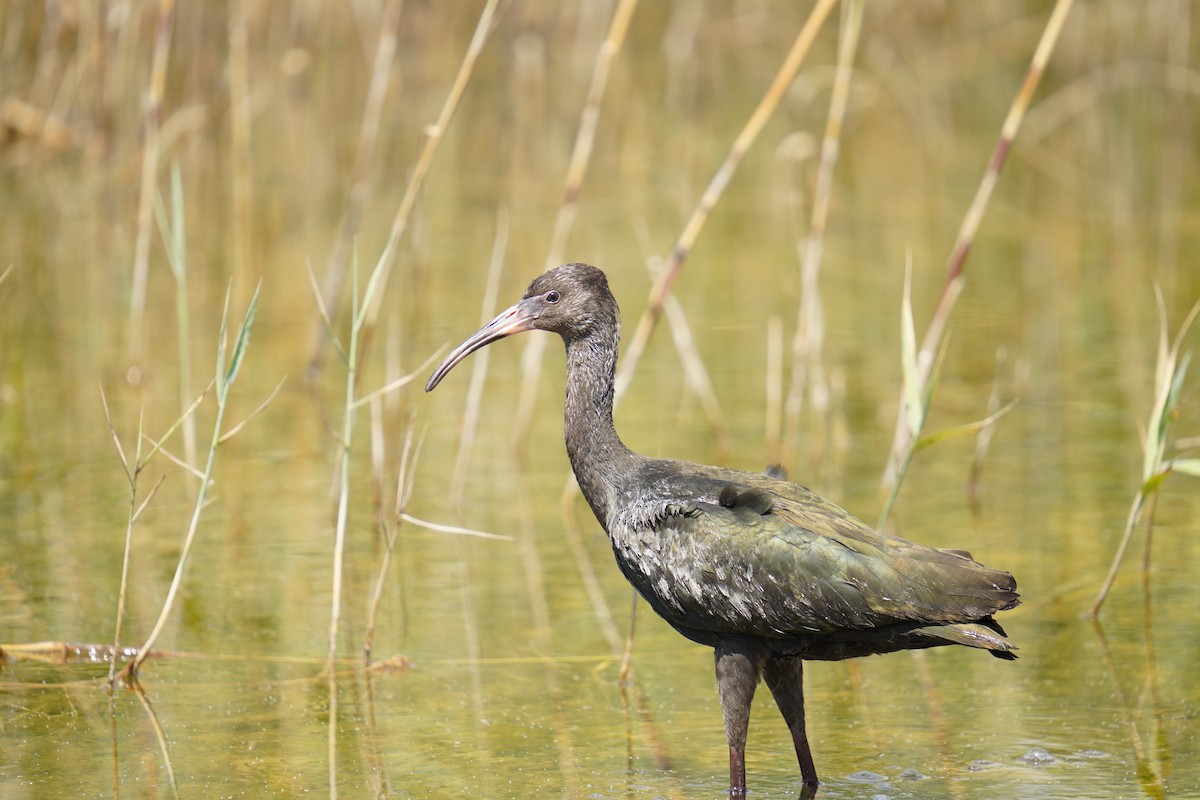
[{"xmin": 426, "ymin": 263, "xmax": 1019, "ymax": 794}]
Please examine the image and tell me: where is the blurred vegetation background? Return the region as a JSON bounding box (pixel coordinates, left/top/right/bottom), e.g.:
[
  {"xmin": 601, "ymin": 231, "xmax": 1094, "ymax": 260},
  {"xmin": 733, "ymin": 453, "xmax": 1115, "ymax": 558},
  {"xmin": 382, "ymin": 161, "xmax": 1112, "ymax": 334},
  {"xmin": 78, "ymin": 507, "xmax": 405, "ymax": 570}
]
[{"xmin": 1, "ymin": 1, "xmax": 1199, "ymax": 797}]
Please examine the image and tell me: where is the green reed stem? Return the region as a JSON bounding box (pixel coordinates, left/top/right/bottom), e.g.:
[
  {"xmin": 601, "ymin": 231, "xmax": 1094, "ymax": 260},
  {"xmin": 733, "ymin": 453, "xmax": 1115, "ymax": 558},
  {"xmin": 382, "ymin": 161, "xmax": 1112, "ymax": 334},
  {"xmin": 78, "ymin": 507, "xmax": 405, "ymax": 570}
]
[
  {"xmin": 1091, "ymin": 294, "xmax": 1200, "ymax": 617},
  {"xmin": 323, "ymin": 239, "xmax": 397, "ymax": 670},
  {"xmin": 121, "ymin": 282, "xmax": 260, "ymax": 680},
  {"xmin": 450, "ymin": 210, "xmax": 508, "ymax": 513},
  {"xmin": 226, "ymin": 1, "xmax": 254, "ymax": 310}
]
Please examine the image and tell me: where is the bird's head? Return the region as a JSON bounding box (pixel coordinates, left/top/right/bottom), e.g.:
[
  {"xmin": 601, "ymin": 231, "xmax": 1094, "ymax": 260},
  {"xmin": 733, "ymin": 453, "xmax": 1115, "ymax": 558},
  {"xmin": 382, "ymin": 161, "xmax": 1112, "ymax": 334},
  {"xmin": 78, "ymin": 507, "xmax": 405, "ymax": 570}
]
[{"xmin": 425, "ymin": 263, "xmax": 617, "ymax": 392}]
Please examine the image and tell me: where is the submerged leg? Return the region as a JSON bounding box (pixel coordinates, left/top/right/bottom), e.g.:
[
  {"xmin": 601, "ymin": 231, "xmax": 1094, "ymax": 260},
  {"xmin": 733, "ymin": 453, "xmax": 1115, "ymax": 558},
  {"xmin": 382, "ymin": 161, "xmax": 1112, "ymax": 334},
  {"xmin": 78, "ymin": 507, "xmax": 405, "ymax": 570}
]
[
  {"xmin": 715, "ymin": 640, "xmax": 762, "ymax": 796},
  {"xmin": 763, "ymin": 656, "xmax": 818, "ymax": 787}
]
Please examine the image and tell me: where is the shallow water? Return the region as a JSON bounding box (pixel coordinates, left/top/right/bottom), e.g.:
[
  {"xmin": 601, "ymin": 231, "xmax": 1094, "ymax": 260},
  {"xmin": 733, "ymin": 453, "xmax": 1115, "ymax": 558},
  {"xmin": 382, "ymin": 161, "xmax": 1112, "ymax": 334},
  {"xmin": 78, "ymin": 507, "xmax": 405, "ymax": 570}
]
[{"xmin": 2, "ymin": 2, "xmax": 1199, "ymax": 798}]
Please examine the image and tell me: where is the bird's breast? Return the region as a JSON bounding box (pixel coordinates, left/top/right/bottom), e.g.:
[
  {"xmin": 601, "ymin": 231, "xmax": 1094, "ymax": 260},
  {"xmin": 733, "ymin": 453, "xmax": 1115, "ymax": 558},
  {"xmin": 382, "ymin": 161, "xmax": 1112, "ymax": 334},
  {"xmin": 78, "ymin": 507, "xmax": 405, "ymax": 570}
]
[{"xmin": 606, "ymin": 516, "xmax": 807, "ymax": 638}]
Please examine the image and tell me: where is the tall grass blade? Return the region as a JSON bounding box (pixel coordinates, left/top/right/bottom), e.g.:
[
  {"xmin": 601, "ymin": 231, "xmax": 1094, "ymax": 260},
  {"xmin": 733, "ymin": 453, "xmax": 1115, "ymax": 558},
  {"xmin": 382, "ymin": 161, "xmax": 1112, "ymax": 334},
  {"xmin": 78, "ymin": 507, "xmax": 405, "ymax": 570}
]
[
  {"xmin": 224, "ymin": 280, "xmax": 261, "ymax": 389},
  {"xmin": 122, "ymin": 288, "xmax": 263, "ymax": 677},
  {"xmin": 900, "ymin": 256, "xmax": 922, "ymax": 438},
  {"xmin": 1092, "ymin": 295, "xmax": 1198, "ymax": 617},
  {"xmin": 915, "ymin": 400, "xmax": 1018, "ymax": 453},
  {"xmin": 1168, "ymin": 459, "xmax": 1200, "ymax": 477}
]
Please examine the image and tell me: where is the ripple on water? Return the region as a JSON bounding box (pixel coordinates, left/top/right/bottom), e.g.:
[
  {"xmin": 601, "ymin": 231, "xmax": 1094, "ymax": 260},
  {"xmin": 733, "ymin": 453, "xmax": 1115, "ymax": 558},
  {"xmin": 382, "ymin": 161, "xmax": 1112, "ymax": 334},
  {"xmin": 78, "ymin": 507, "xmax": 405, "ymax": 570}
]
[{"xmin": 1018, "ymin": 746, "xmax": 1058, "ymax": 765}]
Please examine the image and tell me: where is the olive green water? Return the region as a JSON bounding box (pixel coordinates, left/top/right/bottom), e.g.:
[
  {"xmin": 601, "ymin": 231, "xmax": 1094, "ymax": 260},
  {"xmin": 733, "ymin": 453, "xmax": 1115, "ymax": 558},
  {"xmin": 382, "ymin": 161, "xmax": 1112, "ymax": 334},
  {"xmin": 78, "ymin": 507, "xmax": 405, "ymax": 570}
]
[{"xmin": 2, "ymin": 2, "xmax": 1199, "ymax": 798}]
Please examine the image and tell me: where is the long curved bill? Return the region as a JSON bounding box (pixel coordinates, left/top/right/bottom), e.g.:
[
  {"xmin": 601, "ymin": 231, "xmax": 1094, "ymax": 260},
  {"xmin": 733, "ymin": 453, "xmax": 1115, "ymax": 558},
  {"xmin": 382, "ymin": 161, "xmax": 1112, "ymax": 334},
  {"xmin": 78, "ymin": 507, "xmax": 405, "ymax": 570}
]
[{"xmin": 425, "ymin": 298, "xmax": 538, "ymax": 392}]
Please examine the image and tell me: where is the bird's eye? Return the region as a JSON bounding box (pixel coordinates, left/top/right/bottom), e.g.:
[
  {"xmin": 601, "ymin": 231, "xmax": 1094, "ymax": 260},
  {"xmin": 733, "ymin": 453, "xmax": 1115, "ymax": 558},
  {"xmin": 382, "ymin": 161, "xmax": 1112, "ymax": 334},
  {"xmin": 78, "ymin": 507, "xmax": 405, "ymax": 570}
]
[{"xmin": 545, "ymin": 290, "xmax": 561, "ymax": 304}]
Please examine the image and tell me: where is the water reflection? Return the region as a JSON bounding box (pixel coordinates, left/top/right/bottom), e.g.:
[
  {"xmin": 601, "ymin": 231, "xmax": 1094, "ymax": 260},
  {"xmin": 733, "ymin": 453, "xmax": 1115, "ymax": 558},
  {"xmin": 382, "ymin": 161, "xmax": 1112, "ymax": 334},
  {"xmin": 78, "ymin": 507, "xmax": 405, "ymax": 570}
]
[{"xmin": 0, "ymin": 621, "xmax": 1182, "ymax": 797}]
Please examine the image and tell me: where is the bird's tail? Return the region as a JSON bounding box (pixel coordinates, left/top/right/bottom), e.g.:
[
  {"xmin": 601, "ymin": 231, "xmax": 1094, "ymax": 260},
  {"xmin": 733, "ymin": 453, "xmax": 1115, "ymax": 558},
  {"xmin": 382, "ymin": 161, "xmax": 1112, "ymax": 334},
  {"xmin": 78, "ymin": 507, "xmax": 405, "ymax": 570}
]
[{"xmin": 910, "ymin": 618, "xmax": 1018, "ymax": 660}]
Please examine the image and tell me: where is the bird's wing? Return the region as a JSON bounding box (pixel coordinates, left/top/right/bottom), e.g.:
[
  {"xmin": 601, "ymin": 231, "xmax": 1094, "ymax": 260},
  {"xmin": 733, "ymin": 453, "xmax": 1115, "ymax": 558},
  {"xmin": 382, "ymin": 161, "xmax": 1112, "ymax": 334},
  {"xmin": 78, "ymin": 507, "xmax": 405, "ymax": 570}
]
[{"xmin": 612, "ymin": 474, "xmax": 1017, "ymax": 641}]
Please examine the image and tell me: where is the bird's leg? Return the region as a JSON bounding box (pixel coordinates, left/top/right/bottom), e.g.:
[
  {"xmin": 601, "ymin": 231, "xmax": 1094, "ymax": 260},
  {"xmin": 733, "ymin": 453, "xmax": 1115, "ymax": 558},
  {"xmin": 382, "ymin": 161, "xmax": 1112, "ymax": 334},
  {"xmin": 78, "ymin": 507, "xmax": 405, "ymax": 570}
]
[
  {"xmin": 715, "ymin": 641, "xmax": 762, "ymax": 796},
  {"xmin": 763, "ymin": 656, "xmax": 818, "ymax": 787}
]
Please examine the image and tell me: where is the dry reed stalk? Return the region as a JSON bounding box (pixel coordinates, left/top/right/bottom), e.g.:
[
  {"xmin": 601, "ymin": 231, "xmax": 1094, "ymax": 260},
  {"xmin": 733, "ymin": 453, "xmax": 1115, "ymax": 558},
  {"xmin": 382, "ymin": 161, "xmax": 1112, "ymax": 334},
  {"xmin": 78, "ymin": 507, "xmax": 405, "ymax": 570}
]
[
  {"xmin": 557, "ymin": 459, "xmax": 676, "ymax": 778},
  {"xmin": 967, "ymin": 347, "xmax": 1009, "ymax": 515},
  {"xmin": 503, "ymin": 0, "xmax": 644, "ymax": 720},
  {"xmin": 1090, "ymin": 619, "xmax": 1164, "ymax": 791},
  {"xmin": 363, "ymin": 413, "xmax": 422, "ymax": 664},
  {"xmin": 351, "ymin": 352, "xmax": 443, "ymax": 409},
  {"xmin": 450, "ymin": 211, "xmax": 509, "ymax": 512},
  {"xmin": 560, "ymin": 492, "xmax": 623, "ymax": 652},
  {"xmin": 661, "ymin": 287, "xmax": 731, "ymax": 454},
  {"xmin": 327, "ymin": 665, "xmax": 339, "ymax": 800},
  {"xmin": 83, "ymin": 3, "xmax": 112, "ymax": 151},
  {"xmin": 153, "ymin": 163, "xmax": 197, "ymax": 469},
  {"xmin": 442, "ymin": 215, "xmax": 509, "ymax": 720},
  {"xmin": 316, "ymin": 250, "xmax": 392, "ymax": 796},
  {"xmin": 513, "ymin": 466, "xmax": 580, "ymax": 793},
  {"xmin": 107, "ymin": 689, "xmax": 118, "ymax": 799},
  {"xmin": 103, "ymin": 373, "xmax": 211, "ymax": 684},
  {"xmin": 227, "ymin": 2, "xmax": 254, "ymax": 308},
  {"xmin": 620, "ymin": 236, "xmax": 735, "ymax": 451},
  {"xmin": 880, "ymin": 0, "xmax": 1076, "ymax": 497},
  {"xmin": 1156, "ymin": 5, "xmax": 1193, "ymax": 285},
  {"xmin": 360, "ymin": 668, "xmax": 394, "ymax": 799},
  {"xmin": 364, "ymin": 398, "xmax": 388, "ymax": 663},
  {"xmin": 512, "ymin": 0, "xmax": 654, "ymax": 699},
  {"xmin": 131, "ymin": 681, "xmax": 180, "ymax": 800},
  {"xmin": 394, "ymin": 514, "xmax": 508, "ymax": 540},
  {"xmin": 101, "ymin": 392, "xmax": 160, "ymax": 684},
  {"xmin": 451, "ymin": 530, "xmax": 486, "ymax": 725},
  {"xmin": 512, "ymin": 0, "xmax": 640, "ymax": 446},
  {"xmin": 613, "ymin": 0, "xmax": 837, "ymax": 405},
  {"xmin": 315, "ymin": 241, "xmax": 465, "ymax": 671},
  {"xmin": 305, "ymin": 0, "xmax": 404, "ymax": 379},
  {"xmin": 783, "ymin": 0, "xmax": 863, "ymax": 470},
  {"xmin": 127, "ymin": 0, "xmax": 176, "ymax": 370},
  {"xmin": 765, "ymin": 315, "xmax": 784, "ymax": 458},
  {"xmin": 324, "ymin": 259, "xmax": 376, "ymax": 672},
  {"xmin": 357, "ymin": 0, "xmax": 501, "ymax": 359},
  {"xmin": 910, "ymin": 650, "xmax": 962, "ymax": 800}
]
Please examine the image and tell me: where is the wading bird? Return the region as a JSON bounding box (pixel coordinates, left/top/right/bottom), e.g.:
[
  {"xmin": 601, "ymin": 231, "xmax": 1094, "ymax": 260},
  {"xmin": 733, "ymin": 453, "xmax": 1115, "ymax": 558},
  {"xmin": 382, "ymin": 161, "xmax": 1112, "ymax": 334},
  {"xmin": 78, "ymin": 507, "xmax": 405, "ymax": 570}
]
[{"xmin": 426, "ymin": 263, "xmax": 1018, "ymax": 795}]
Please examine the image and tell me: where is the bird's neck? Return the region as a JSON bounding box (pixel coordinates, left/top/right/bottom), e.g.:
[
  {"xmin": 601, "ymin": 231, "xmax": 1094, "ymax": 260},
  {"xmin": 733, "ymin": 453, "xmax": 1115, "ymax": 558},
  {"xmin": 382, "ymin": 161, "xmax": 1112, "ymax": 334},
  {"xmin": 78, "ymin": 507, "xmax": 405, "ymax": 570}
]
[{"xmin": 563, "ymin": 332, "xmax": 635, "ymax": 530}]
